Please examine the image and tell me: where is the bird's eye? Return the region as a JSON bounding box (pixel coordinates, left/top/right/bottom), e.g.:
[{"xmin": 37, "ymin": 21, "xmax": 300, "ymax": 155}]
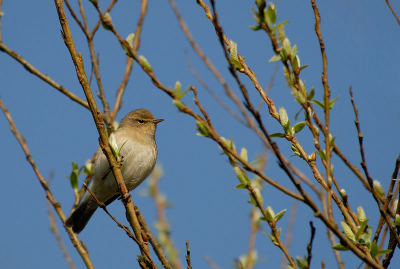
[{"xmin": 138, "ymin": 119, "xmax": 145, "ymax": 124}]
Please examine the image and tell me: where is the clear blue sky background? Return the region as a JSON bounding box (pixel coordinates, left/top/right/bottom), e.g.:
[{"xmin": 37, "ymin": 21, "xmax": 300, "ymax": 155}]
[{"xmin": 1, "ymin": 0, "xmax": 400, "ymax": 268}]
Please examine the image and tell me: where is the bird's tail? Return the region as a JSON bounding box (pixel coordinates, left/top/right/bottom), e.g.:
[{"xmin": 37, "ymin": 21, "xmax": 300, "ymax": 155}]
[{"xmin": 64, "ymin": 197, "xmax": 99, "ymax": 234}]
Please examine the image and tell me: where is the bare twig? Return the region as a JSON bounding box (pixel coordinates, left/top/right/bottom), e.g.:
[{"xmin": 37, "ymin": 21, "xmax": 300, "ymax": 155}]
[
  {"xmin": 135, "ymin": 207, "xmax": 173, "ymax": 269},
  {"xmin": 83, "ymin": 183, "xmax": 156, "ymax": 268},
  {"xmin": 54, "ymin": 0, "xmax": 148, "ymax": 260},
  {"xmin": 148, "ymin": 167, "xmax": 183, "ymax": 269},
  {"xmin": 204, "ymin": 255, "xmax": 220, "ymax": 269},
  {"xmin": 0, "ymin": 98, "xmax": 94, "ymax": 268},
  {"xmin": 281, "ymin": 200, "xmax": 298, "ymax": 269},
  {"xmin": 47, "ymin": 171, "xmax": 76, "ymax": 269},
  {"xmin": 186, "ymin": 240, "xmax": 192, "ymax": 269},
  {"xmin": 306, "ymin": 222, "xmax": 316, "ymax": 269},
  {"xmin": 111, "ymin": 0, "xmax": 149, "ymax": 121},
  {"xmin": 350, "ymin": 88, "xmax": 400, "ymax": 248},
  {"xmin": 385, "ymin": 0, "xmax": 400, "ymax": 25},
  {"xmin": 0, "ymin": 43, "xmax": 89, "ymax": 110},
  {"xmin": 0, "ymin": 0, "xmax": 3, "ymax": 42}
]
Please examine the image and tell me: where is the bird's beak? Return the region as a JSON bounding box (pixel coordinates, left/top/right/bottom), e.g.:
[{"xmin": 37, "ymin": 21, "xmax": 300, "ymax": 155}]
[{"xmin": 153, "ymin": 119, "xmax": 164, "ymax": 124}]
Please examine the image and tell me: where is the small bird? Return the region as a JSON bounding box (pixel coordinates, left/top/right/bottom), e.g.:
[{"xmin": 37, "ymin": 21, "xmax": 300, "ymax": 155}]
[{"xmin": 65, "ymin": 109, "xmax": 163, "ymax": 233}]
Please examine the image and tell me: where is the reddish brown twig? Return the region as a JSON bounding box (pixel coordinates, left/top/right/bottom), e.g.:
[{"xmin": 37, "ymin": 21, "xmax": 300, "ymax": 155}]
[{"xmin": 0, "ymin": 98, "xmax": 94, "ymax": 268}]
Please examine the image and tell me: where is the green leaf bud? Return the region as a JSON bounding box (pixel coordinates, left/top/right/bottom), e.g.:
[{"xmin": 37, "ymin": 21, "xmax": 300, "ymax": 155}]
[
  {"xmin": 279, "ymin": 107, "xmax": 290, "ymax": 131},
  {"xmin": 395, "ymin": 214, "xmax": 400, "ymax": 227},
  {"xmin": 172, "ymin": 99, "xmax": 186, "ymax": 111},
  {"xmin": 266, "ymin": 206, "xmax": 275, "ymax": 222},
  {"xmin": 126, "ymin": 33, "xmax": 135, "ymax": 48},
  {"xmin": 341, "ymin": 221, "xmax": 356, "ymax": 242},
  {"xmin": 196, "ymin": 121, "xmax": 210, "ymax": 137},
  {"xmin": 240, "ymin": 147, "xmax": 248, "ymax": 163},
  {"xmin": 373, "ymin": 180, "xmax": 385, "ymax": 197},
  {"xmin": 274, "ymin": 209, "xmax": 287, "ymax": 222},
  {"xmin": 292, "ymin": 121, "xmax": 305, "ymax": 133},
  {"xmin": 233, "ymin": 166, "xmax": 251, "ymax": 186},
  {"xmin": 109, "ymin": 133, "xmax": 121, "ymax": 162},
  {"xmin": 101, "ymin": 12, "xmax": 112, "ymax": 31},
  {"xmin": 357, "ymin": 206, "xmax": 366, "ymax": 223},
  {"xmin": 139, "ymin": 55, "xmax": 152, "ymax": 72}
]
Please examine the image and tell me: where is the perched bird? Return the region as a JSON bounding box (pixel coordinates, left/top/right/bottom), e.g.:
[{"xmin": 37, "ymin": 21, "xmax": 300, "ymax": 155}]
[{"xmin": 65, "ymin": 109, "xmax": 163, "ymax": 233}]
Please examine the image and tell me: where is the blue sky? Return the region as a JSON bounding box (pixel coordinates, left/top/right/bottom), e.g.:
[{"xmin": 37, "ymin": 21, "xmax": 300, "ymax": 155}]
[{"xmin": 1, "ymin": 0, "xmax": 400, "ymax": 268}]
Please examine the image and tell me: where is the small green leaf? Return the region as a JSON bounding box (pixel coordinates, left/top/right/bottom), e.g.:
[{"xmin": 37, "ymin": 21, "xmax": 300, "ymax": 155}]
[
  {"xmin": 329, "ymin": 96, "xmax": 340, "ymax": 109},
  {"xmin": 196, "ymin": 121, "xmax": 210, "ymax": 137},
  {"xmin": 282, "ymin": 38, "xmax": 291, "ymax": 56},
  {"xmin": 263, "ymin": 232, "xmax": 276, "ymax": 242},
  {"xmin": 266, "ymin": 206, "xmax": 275, "ymax": 222},
  {"xmin": 359, "ymin": 229, "xmax": 372, "ymax": 246},
  {"xmin": 172, "ymin": 99, "xmax": 186, "ymax": 111},
  {"xmin": 265, "ymin": 4, "xmax": 276, "ymax": 27},
  {"xmin": 139, "ymin": 55, "xmax": 152, "ymax": 72},
  {"xmin": 292, "ymin": 122, "xmax": 306, "ymax": 133},
  {"xmin": 377, "ymin": 249, "xmax": 392, "ymax": 255},
  {"xmin": 355, "ymin": 217, "xmax": 369, "ymax": 241},
  {"xmin": 275, "ymin": 21, "xmax": 289, "ymax": 31},
  {"xmin": 234, "ymin": 166, "xmax": 251, "ymax": 186},
  {"xmin": 294, "ymin": 108, "xmax": 303, "ymax": 120},
  {"xmin": 270, "ymin": 133, "xmax": 285, "ymax": 138},
  {"xmin": 274, "ymin": 209, "xmax": 287, "ymax": 222},
  {"xmin": 291, "ymin": 44, "xmax": 297, "ymax": 58},
  {"xmin": 230, "ymin": 41, "xmax": 242, "ymax": 69},
  {"xmin": 316, "ymin": 149, "xmax": 326, "ymax": 161},
  {"xmin": 249, "ymin": 25, "xmax": 262, "ymax": 31},
  {"xmin": 292, "ymin": 55, "xmax": 300, "ymax": 71},
  {"xmin": 312, "ymin": 99, "xmax": 325, "ymax": 110},
  {"xmin": 253, "ymin": 187, "xmax": 263, "ymax": 205},
  {"xmin": 240, "ymin": 147, "xmax": 248, "ymax": 162},
  {"xmin": 332, "ymin": 243, "xmax": 349, "ymax": 251},
  {"xmin": 109, "ymin": 133, "xmax": 121, "ymax": 162},
  {"xmin": 269, "ymin": 54, "xmax": 281, "ymax": 62},
  {"xmin": 83, "ymin": 160, "xmax": 93, "ymax": 176},
  {"xmin": 369, "ymin": 241, "xmax": 378, "ymax": 258},
  {"xmin": 235, "ymin": 183, "xmax": 247, "ymax": 189},
  {"xmin": 299, "ymin": 65, "xmax": 309, "ymax": 71},
  {"xmin": 248, "ymin": 193, "xmax": 258, "ymax": 206}
]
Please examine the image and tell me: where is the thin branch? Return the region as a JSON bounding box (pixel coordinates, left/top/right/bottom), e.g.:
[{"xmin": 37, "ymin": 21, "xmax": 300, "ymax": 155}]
[
  {"xmin": 311, "ymin": 0, "xmax": 334, "ymax": 224},
  {"xmin": 0, "ymin": 0, "xmax": 3, "ymax": 42},
  {"xmin": 0, "ymin": 98, "xmax": 94, "ymax": 268},
  {"xmin": 186, "ymin": 240, "xmax": 192, "ymax": 269},
  {"xmin": 185, "ymin": 51, "xmax": 246, "ymax": 125},
  {"xmin": 382, "ymin": 153, "xmax": 400, "ymax": 267},
  {"xmin": 54, "ymin": 0, "xmax": 148, "ymax": 260},
  {"xmin": 0, "ymin": 42, "xmax": 89, "ymax": 110},
  {"xmin": 135, "ymin": 207, "xmax": 173, "ymax": 269},
  {"xmin": 90, "ymin": 0, "xmax": 118, "ymax": 37},
  {"xmin": 148, "ymin": 167, "xmax": 183, "ymax": 269},
  {"xmin": 385, "ymin": 0, "xmax": 400, "ymax": 25},
  {"xmin": 204, "ymin": 256, "xmax": 220, "ymax": 269},
  {"xmin": 306, "ymin": 222, "xmax": 316, "ymax": 269},
  {"xmin": 83, "ymin": 183, "xmax": 156, "ymax": 267},
  {"xmin": 64, "ymin": 0, "xmax": 86, "ymax": 34},
  {"xmin": 47, "ymin": 171, "xmax": 76, "ymax": 269},
  {"xmin": 350, "ymin": 88, "xmax": 400, "ymax": 248},
  {"xmin": 111, "ymin": 0, "xmax": 149, "ymax": 121},
  {"xmin": 281, "ymin": 200, "xmax": 298, "ymax": 269}
]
